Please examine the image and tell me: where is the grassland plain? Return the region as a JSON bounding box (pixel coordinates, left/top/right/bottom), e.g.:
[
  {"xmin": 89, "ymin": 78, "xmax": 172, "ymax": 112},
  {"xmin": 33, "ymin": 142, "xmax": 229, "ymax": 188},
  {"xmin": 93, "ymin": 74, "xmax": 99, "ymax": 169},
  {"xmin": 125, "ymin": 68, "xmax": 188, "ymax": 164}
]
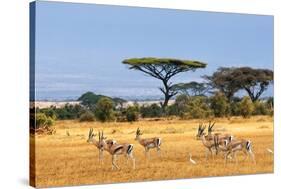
[{"xmin": 31, "ymin": 116, "xmax": 273, "ymax": 187}]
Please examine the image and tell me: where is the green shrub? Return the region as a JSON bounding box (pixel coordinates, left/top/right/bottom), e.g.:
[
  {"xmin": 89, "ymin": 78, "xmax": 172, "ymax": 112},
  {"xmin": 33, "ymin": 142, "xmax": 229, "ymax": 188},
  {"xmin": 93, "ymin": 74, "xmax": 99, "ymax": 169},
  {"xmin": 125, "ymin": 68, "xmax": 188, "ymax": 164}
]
[
  {"xmin": 173, "ymin": 94, "xmax": 190, "ymax": 118},
  {"xmin": 253, "ymin": 100, "xmax": 269, "ymax": 115},
  {"xmin": 35, "ymin": 113, "xmax": 54, "ymax": 129},
  {"xmin": 140, "ymin": 103, "xmax": 163, "ymax": 118},
  {"xmin": 79, "ymin": 111, "xmax": 95, "ymax": 122},
  {"xmin": 125, "ymin": 105, "xmax": 140, "ymax": 122},
  {"xmin": 94, "ymin": 97, "xmax": 115, "ymax": 122},
  {"xmin": 229, "ymin": 101, "xmax": 240, "ymax": 116},
  {"xmin": 210, "ymin": 92, "xmax": 230, "ymax": 117},
  {"xmin": 239, "ymin": 96, "xmax": 254, "ymax": 118},
  {"xmin": 184, "ymin": 96, "xmax": 213, "ymax": 119}
]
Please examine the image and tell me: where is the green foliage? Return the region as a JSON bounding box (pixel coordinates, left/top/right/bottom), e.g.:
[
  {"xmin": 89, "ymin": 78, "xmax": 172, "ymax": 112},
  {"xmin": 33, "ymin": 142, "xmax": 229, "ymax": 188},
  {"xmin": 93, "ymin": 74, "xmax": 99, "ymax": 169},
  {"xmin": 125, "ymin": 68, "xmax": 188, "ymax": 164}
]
[
  {"xmin": 210, "ymin": 92, "xmax": 230, "ymax": 117},
  {"xmin": 239, "ymin": 96, "xmax": 254, "ymax": 118},
  {"xmin": 79, "ymin": 111, "xmax": 95, "ymax": 122},
  {"xmin": 183, "ymin": 96, "xmax": 213, "ymax": 119},
  {"xmin": 122, "ymin": 57, "xmax": 207, "ymax": 68},
  {"xmin": 125, "ymin": 104, "xmax": 140, "ymax": 122},
  {"xmin": 229, "ymin": 101, "xmax": 241, "ymax": 116},
  {"xmin": 78, "ymin": 91, "xmax": 126, "ymax": 110},
  {"xmin": 173, "ymin": 94, "xmax": 190, "ymax": 118},
  {"xmin": 94, "ymin": 97, "xmax": 115, "ymax": 122},
  {"xmin": 35, "ymin": 113, "xmax": 54, "ymax": 128},
  {"xmin": 52, "ymin": 104, "xmax": 85, "ymax": 120},
  {"xmin": 140, "ymin": 103, "xmax": 163, "ymax": 118},
  {"xmin": 169, "ymin": 95, "xmax": 212, "ymax": 119},
  {"xmin": 253, "ymin": 100, "xmax": 269, "ymax": 115}
]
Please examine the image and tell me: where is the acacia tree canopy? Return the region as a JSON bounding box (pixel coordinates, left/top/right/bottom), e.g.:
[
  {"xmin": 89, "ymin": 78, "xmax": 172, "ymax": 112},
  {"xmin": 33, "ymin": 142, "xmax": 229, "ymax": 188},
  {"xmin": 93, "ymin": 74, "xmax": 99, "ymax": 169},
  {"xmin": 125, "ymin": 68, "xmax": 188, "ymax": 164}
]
[{"xmin": 122, "ymin": 57, "xmax": 207, "ymax": 109}]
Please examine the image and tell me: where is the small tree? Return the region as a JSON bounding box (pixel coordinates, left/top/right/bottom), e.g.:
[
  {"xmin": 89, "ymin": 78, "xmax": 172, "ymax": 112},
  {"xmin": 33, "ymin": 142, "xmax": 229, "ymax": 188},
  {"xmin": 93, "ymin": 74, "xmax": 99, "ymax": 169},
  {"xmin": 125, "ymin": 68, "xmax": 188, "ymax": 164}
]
[
  {"xmin": 94, "ymin": 97, "xmax": 115, "ymax": 122},
  {"xmin": 140, "ymin": 103, "xmax": 163, "ymax": 118},
  {"xmin": 184, "ymin": 96, "xmax": 213, "ymax": 119},
  {"xmin": 210, "ymin": 92, "xmax": 230, "ymax": 117},
  {"xmin": 253, "ymin": 100, "xmax": 269, "ymax": 115},
  {"xmin": 123, "ymin": 57, "xmax": 206, "ymax": 110},
  {"xmin": 79, "ymin": 111, "xmax": 95, "ymax": 122},
  {"xmin": 173, "ymin": 94, "xmax": 190, "ymax": 118},
  {"xmin": 35, "ymin": 113, "xmax": 54, "ymax": 129},
  {"xmin": 125, "ymin": 105, "xmax": 140, "ymax": 122},
  {"xmin": 239, "ymin": 96, "xmax": 254, "ymax": 118}
]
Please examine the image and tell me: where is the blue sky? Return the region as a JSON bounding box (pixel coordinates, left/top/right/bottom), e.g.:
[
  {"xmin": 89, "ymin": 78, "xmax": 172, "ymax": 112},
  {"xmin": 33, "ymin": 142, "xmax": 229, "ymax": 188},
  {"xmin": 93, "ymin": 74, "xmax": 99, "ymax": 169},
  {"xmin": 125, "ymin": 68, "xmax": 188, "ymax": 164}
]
[{"xmin": 34, "ymin": 1, "xmax": 273, "ymax": 100}]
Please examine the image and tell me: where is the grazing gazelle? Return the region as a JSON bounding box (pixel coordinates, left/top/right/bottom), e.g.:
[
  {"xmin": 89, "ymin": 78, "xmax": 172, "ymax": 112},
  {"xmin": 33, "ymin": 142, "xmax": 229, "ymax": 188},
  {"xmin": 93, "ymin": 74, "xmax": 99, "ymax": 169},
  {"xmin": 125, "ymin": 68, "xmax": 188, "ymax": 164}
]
[
  {"xmin": 214, "ymin": 135, "xmax": 256, "ymax": 164},
  {"xmin": 99, "ymin": 131, "xmax": 135, "ymax": 170},
  {"xmin": 87, "ymin": 128, "xmax": 117, "ymax": 162},
  {"xmin": 135, "ymin": 128, "xmax": 161, "ymax": 158}
]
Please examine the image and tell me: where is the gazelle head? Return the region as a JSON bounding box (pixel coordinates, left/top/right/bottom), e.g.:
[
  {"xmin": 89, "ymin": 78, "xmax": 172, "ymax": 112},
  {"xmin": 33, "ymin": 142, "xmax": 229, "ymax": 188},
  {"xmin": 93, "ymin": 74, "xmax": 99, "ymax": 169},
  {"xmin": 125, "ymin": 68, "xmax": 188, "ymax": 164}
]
[
  {"xmin": 207, "ymin": 121, "xmax": 215, "ymax": 136},
  {"xmin": 196, "ymin": 123, "xmax": 206, "ymax": 140},
  {"xmin": 135, "ymin": 128, "xmax": 143, "ymax": 140},
  {"xmin": 87, "ymin": 128, "xmax": 96, "ymax": 143}
]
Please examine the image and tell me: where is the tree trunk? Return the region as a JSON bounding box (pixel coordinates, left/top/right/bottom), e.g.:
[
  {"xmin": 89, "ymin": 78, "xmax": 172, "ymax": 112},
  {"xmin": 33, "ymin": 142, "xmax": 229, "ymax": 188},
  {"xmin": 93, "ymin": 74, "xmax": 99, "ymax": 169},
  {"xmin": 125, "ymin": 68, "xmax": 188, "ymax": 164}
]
[{"xmin": 160, "ymin": 79, "xmax": 171, "ymax": 111}]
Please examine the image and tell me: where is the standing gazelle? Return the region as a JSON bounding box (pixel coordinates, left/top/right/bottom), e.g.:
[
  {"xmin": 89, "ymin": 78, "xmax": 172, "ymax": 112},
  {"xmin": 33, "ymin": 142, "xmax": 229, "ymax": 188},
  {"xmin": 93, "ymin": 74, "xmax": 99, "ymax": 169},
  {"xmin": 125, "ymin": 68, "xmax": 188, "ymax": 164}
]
[
  {"xmin": 196, "ymin": 123, "xmax": 231, "ymax": 160},
  {"xmin": 196, "ymin": 123, "xmax": 216, "ymax": 160},
  {"xmin": 87, "ymin": 128, "xmax": 117, "ymax": 163},
  {"xmin": 99, "ymin": 131, "xmax": 135, "ymax": 170},
  {"xmin": 135, "ymin": 128, "xmax": 161, "ymax": 158},
  {"xmin": 214, "ymin": 135, "xmax": 255, "ymax": 165},
  {"xmin": 206, "ymin": 121, "xmax": 234, "ymax": 143}
]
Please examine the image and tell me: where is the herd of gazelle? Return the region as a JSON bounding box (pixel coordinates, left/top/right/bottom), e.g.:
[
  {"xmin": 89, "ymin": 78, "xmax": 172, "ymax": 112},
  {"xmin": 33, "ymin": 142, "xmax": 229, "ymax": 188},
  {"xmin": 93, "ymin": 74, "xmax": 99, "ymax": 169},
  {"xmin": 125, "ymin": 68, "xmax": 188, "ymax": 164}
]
[
  {"xmin": 87, "ymin": 127, "xmax": 161, "ymax": 170},
  {"xmin": 196, "ymin": 122, "xmax": 255, "ymax": 164},
  {"xmin": 87, "ymin": 121, "xmax": 256, "ymax": 170}
]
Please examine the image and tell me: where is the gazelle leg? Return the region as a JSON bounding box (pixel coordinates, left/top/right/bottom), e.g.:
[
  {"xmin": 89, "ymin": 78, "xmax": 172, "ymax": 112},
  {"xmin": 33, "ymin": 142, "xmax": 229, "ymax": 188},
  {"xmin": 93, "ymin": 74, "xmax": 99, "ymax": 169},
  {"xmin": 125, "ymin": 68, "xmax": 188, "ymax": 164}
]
[
  {"xmin": 129, "ymin": 153, "xmax": 135, "ymax": 169},
  {"xmin": 249, "ymin": 150, "xmax": 256, "ymax": 164},
  {"xmin": 112, "ymin": 155, "xmax": 119, "ymax": 170},
  {"xmin": 224, "ymin": 151, "xmax": 231, "ymax": 165},
  {"xmin": 145, "ymin": 148, "xmax": 150, "ymax": 159},
  {"xmin": 205, "ymin": 148, "xmax": 209, "ymax": 161},
  {"xmin": 157, "ymin": 147, "xmax": 161, "ymax": 157}
]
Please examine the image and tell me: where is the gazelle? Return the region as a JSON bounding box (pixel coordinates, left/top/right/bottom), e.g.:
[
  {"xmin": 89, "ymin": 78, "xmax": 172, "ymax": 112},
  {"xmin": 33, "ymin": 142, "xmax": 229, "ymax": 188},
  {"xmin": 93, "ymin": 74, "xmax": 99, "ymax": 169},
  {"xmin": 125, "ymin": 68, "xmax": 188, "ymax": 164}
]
[
  {"xmin": 135, "ymin": 128, "xmax": 161, "ymax": 158},
  {"xmin": 87, "ymin": 128, "xmax": 117, "ymax": 162},
  {"xmin": 99, "ymin": 131, "xmax": 135, "ymax": 170},
  {"xmin": 214, "ymin": 135, "xmax": 255, "ymax": 164},
  {"xmin": 206, "ymin": 121, "xmax": 234, "ymax": 143},
  {"xmin": 196, "ymin": 123, "xmax": 216, "ymax": 160}
]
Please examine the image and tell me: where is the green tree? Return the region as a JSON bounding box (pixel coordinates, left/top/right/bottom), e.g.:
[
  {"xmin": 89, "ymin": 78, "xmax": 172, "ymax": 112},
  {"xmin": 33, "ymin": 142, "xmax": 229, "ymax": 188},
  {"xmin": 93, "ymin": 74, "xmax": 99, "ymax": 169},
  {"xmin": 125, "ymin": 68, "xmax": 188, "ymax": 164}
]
[
  {"xmin": 184, "ymin": 96, "xmax": 213, "ymax": 119},
  {"xmin": 203, "ymin": 67, "xmax": 240, "ymax": 101},
  {"xmin": 35, "ymin": 113, "xmax": 54, "ymax": 129},
  {"xmin": 79, "ymin": 111, "xmax": 95, "ymax": 122},
  {"xmin": 210, "ymin": 92, "xmax": 230, "ymax": 117},
  {"xmin": 125, "ymin": 105, "xmax": 140, "ymax": 122},
  {"xmin": 140, "ymin": 103, "xmax": 163, "ymax": 118},
  {"xmin": 123, "ymin": 57, "xmax": 206, "ymax": 110},
  {"xmin": 239, "ymin": 96, "xmax": 254, "ymax": 118},
  {"xmin": 94, "ymin": 97, "xmax": 115, "ymax": 122},
  {"xmin": 232, "ymin": 67, "xmax": 273, "ymax": 102}
]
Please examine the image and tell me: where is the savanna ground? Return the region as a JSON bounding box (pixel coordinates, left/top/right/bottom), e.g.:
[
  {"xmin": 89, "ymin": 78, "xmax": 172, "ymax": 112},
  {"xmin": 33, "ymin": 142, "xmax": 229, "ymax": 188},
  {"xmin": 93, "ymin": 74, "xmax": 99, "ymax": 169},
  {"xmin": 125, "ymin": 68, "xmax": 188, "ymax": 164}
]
[{"xmin": 30, "ymin": 116, "xmax": 273, "ymax": 187}]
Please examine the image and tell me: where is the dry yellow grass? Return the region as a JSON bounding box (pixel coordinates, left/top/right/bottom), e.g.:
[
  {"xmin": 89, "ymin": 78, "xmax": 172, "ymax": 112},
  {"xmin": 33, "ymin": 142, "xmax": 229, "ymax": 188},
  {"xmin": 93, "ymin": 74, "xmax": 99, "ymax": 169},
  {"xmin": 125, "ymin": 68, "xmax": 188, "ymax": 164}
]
[{"xmin": 31, "ymin": 116, "xmax": 273, "ymax": 187}]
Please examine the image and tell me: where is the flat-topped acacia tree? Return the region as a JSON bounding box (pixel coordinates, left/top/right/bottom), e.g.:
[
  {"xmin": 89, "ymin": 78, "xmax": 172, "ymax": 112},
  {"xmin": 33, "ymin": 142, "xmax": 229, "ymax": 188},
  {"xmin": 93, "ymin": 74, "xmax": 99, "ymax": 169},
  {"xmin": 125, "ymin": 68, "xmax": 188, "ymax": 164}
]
[{"xmin": 122, "ymin": 57, "xmax": 207, "ymax": 110}]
